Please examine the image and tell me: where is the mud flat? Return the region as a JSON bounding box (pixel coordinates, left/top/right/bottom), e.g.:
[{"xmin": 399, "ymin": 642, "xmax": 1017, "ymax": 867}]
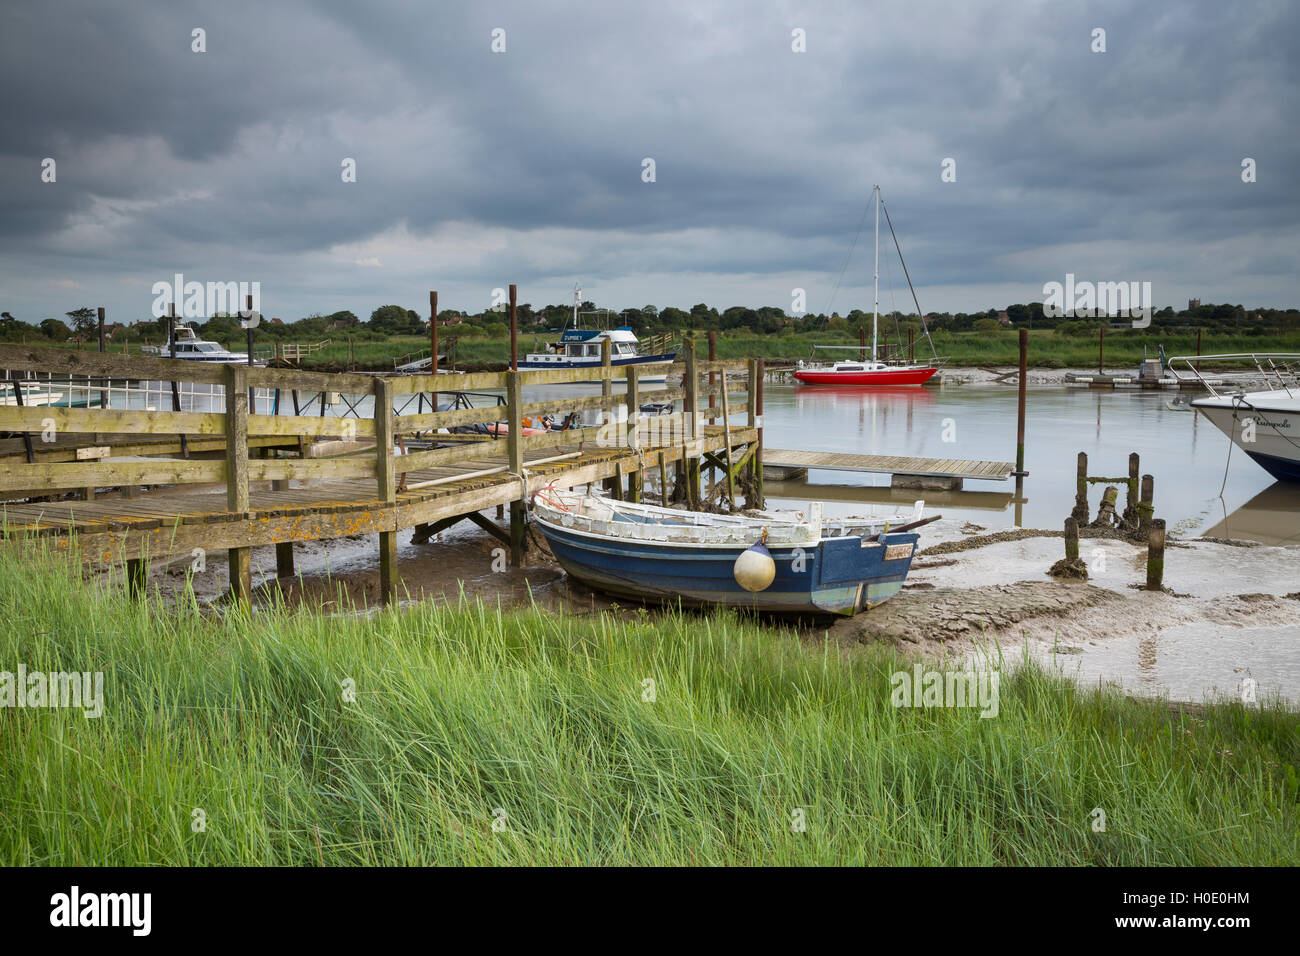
[{"xmin": 833, "ymin": 524, "xmax": 1300, "ymax": 705}]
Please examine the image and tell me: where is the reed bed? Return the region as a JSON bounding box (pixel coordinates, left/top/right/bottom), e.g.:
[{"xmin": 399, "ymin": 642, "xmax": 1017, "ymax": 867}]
[{"xmin": 1, "ymin": 541, "xmax": 1296, "ymax": 866}]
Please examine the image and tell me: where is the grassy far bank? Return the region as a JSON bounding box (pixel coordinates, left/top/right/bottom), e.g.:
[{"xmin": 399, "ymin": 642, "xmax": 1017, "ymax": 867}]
[
  {"xmin": 297, "ymin": 328, "xmax": 1300, "ymax": 371},
  {"xmin": 23, "ymin": 328, "xmax": 1300, "ymax": 372},
  {"xmin": 2, "ymin": 542, "xmax": 1297, "ymax": 866}
]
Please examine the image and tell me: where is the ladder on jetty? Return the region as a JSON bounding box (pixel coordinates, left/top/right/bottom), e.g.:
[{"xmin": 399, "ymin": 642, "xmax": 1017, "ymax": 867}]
[
  {"xmin": 0, "ymin": 343, "xmax": 761, "ymax": 605},
  {"xmin": 761, "ymin": 449, "xmax": 1014, "ymax": 490}
]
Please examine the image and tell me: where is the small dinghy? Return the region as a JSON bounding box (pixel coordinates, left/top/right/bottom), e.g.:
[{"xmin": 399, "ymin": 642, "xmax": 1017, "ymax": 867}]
[{"xmin": 530, "ymin": 489, "xmax": 937, "ymax": 616}]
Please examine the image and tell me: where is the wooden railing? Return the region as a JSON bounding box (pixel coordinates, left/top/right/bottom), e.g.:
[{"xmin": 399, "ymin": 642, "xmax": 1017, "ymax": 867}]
[{"xmin": 0, "ymin": 341, "xmax": 763, "ymax": 503}]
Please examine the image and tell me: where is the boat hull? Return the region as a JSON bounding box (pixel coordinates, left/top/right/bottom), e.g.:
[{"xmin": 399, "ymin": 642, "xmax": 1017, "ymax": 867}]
[
  {"xmin": 1192, "ymin": 393, "xmax": 1300, "ymax": 484},
  {"xmin": 535, "ymin": 520, "xmax": 919, "ymax": 616},
  {"xmin": 794, "ymin": 366, "xmax": 937, "ymax": 387},
  {"xmin": 518, "ymin": 352, "xmax": 675, "ymax": 383}
]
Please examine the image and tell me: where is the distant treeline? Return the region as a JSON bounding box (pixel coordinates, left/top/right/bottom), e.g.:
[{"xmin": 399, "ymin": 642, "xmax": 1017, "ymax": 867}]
[{"xmin": 3, "ymin": 299, "xmax": 1297, "ymax": 346}]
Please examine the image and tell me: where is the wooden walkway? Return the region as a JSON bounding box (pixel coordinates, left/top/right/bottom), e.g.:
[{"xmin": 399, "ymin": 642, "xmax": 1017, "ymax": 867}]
[
  {"xmin": 0, "ymin": 429, "xmax": 747, "ymax": 562},
  {"xmin": 761, "ymin": 448, "xmax": 1014, "ymax": 481},
  {"xmin": 0, "ymin": 342, "xmax": 764, "ymax": 602}
]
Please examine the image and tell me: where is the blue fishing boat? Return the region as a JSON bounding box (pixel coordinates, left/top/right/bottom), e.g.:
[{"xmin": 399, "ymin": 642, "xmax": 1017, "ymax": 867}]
[{"xmin": 531, "ymin": 490, "xmax": 935, "ymax": 616}]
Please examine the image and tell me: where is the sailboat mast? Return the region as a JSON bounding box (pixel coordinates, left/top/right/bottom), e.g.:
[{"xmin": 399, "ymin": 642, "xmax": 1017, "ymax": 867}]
[{"xmin": 872, "ymin": 185, "xmax": 880, "ymax": 364}]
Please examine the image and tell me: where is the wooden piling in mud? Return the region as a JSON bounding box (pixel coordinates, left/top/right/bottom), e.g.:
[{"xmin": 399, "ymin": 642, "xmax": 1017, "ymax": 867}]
[
  {"xmin": 1138, "ymin": 474, "xmax": 1154, "ymax": 535},
  {"xmin": 1147, "ymin": 518, "xmax": 1166, "ymax": 590},
  {"xmin": 224, "ymin": 363, "xmax": 252, "ymax": 603},
  {"xmin": 625, "ymin": 367, "xmax": 642, "ymax": 503},
  {"xmin": 507, "ymin": 370, "xmax": 525, "ymax": 566},
  {"xmin": 375, "ymin": 376, "xmax": 399, "ymax": 603},
  {"xmin": 754, "ymin": 358, "xmax": 765, "ymax": 509},
  {"xmin": 1073, "ymin": 452, "xmax": 1089, "ymax": 522},
  {"xmin": 1064, "ymin": 517, "xmax": 1079, "ymax": 561}
]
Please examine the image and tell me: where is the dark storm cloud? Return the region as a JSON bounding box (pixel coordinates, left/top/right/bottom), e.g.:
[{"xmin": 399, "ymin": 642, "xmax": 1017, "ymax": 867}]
[{"xmin": 0, "ymin": 0, "xmax": 1296, "ymax": 321}]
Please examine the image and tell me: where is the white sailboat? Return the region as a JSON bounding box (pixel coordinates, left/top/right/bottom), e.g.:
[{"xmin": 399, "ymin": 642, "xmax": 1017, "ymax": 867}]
[{"xmin": 795, "ymin": 186, "xmax": 940, "ymax": 387}]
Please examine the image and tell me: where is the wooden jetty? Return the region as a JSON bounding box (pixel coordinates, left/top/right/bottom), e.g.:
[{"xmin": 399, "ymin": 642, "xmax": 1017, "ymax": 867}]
[
  {"xmin": 0, "ymin": 342, "xmax": 762, "ymax": 605},
  {"xmin": 761, "ymin": 448, "xmax": 1014, "ymax": 490}
]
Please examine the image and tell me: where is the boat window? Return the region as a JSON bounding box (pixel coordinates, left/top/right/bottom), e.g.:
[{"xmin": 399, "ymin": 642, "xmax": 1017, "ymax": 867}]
[{"xmin": 837, "ymin": 365, "xmax": 863, "ymax": 372}]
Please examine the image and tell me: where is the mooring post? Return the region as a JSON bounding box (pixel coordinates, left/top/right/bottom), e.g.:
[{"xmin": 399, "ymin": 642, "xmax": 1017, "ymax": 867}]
[
  {"xmin": 168, "ymin": 302, "xmax": 188, "ymax": 458},
  {"xmin": 96, "ymin": 306, "xmax": 107, "ymax": 415},
  {"xmin": 754, "ymin": 358, "xmax": 765, "ymax": 508},
  {"xmin": 506, "ymin": 370, "xmax": 526, "ymax": 566},
  {"xmin": 1138, "ymin": 473, "xmax": 1154, "ymax": 535},
  {"xmin": 1098, "ymin": 323, "xmax": 1105, "ymax": 374},
  {"xmin": 508, "ymin": 284, "xmax": 518, "ymax": 372},
  {"xmin": 374, "ymin": 376, "xmax": 399, "ymax": 604},
  {"xmin": 1064, "ymin": 516, "xmax": 1079, "ymax": 562},
  {"xmin": 126, "ymin": 557, "xmax": 148, "ymax": 600},
  {"xmin": 224, "ymin": 363, "xmax": 252, "ymax": 603},
  {"xmin": 1072, "ymin": 452, "xmax": 1089, "ymax": 522},
  {"xmin": 429, "ymin": 289, "xmax": 439, "ymax": 415},
  {"xmin": 1015, "ymin": 328, "xmax": 1028, "ymax": 494},
  {"xmin": 1146, "ymin": 518, "xmax": 1166, "ymax": 590}
]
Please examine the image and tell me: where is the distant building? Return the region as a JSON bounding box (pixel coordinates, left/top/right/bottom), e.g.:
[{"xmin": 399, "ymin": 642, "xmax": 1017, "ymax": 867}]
[
  {"xmin": 997, "ymin": 311, "xmax": 1011, "ymax": 326},
  {"xmin": 436, "ymin": 314, "xmax": 464, "ymax": 327},
  {"xmin": 1188, "ymin": 298, "xmax": 1201, "ymax": 310}
]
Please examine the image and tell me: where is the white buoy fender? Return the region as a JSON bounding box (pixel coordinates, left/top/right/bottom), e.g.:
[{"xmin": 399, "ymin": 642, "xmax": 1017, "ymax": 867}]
[{"xmin": 733, "ymin": 541, "xmax": 776, "ymax": 593}]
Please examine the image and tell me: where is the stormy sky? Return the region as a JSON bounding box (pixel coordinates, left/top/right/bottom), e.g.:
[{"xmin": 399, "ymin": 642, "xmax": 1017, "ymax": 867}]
[{"xmin": 1, "ymin": 0, "xmax": 1296, "ymax": 325}]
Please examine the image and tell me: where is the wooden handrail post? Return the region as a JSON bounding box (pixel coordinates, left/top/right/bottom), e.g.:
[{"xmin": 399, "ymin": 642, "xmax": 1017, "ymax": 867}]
[
  {"xmin": 1015, "ymin": 328, "xmax": 1028, "ymax": 493},
  {"xmin": 506, "ymin": 369, "xmax": 526, "ymax": 566},
  {"xmin": 601, "ymin": 337, "xmax": 612, "ymax": 408},
  {"xmin": 625, "ymin": 366, "xmax": 641, "ymax": 502},
  {"xmin": 224, "ymin": 363, "xmax": 251, "ymax": 603},
  {"xmin": 374, "ymin": 376, "xmax": 399, "ymax": 604},
  {"xmin": 683, "ymin": 338, "xmax": 699, "ymax": 509},
  {"xmin": 509, "ymin": 284, "xmax": 518, "ymax": 372}
]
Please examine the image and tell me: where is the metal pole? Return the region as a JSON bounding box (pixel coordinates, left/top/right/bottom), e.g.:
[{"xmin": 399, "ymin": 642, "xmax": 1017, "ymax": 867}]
[
  {"xmin": 1098, "ymin": 323, "xmax": 1105, "ymax": 374},
  {"xmin": 872, "ymin": 184, "xmax": 879, "ymax": 363},
  {"xmin": 246, "ymin": 293, "xmax": 256, "ymax": 414},
  {"xmin": 1015, "ymin": 328, "xmax": 1028, "ymax": 492},
  {"xmin": 429, "ymin": 289, "xmax": 438, "ymax": 414}
]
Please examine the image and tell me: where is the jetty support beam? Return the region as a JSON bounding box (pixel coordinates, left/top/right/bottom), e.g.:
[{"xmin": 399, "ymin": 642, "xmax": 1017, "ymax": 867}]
[{"xmin": 224, "ymin": 364, "xmax": 252, "ymax": 603}]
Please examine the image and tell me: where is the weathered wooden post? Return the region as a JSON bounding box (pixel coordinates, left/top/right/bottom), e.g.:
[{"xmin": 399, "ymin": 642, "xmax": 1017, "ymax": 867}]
[
  {"xmin": 1015, "ymin": 329, "xmax": 1028, "ymax": 495},
  {"xmin": 1138, "ymin": 474, "xmax": 1154, "ymax": 535},
  {"xmin": 1123, "ymin": 452, "xmax": 1140, "ymax": 528},
  {"xmin": 683, "ymin": 337, "xmax": 700, "ymax": 509},
  {"xmin": 126, "ymin": 557, "xmax": 148, "ymax": 600},
  {"xmin": 224, "ymin": 363, "xmax": 252, "ymax": 603},
  {"xmin": 707, "ymin": 330, "xmax": 717, "ymax": 488},
  {"xmin": 506, "ymin": 369, "xmax": 526, "ymax": 566},
  {"xmin": 1073, "ymin": 452, "xmax": 1089, "ymax": 522},
  {"xmin": 374, "ymin": 376, "xmax": 398, "ymax": 604},
  {"xmin": 508, "ymin": 284, "xmax": 518, "ymax": 372},
  {"xmin": 1146, "ymin": 518, "xmax": 1166, "ymax": 590},
  {"xmin": 625, "ymin": 366, "xmax": 641, "ymax": 503},
  {"xmin": 600, "ymin": 338, "xmax": 619, "ymax": 498},
  {"xmin": 1098, "ymin": 323, "xmax": 1105, "ymax": 374},
  {"xmin": 245, "ymin": 293, "xmax": 257, "ymax": 414},
  {"xmin": 429, "ymin": 289, "xmax": 439, "ymax": 414},
  {"xmin": 746, "ymin": 359, "xmax": 759, "ymax": 506},
  {"xmin": 96, "ymin": 306, "xmax": 107, "ymax": 416},
  {"xmin": 754, "ymin": 357, "xmax": 765, "ymax": 508},
  {"xmin": 1064, "ymin": 517, "xmax": 1080, "ymax": 562}
]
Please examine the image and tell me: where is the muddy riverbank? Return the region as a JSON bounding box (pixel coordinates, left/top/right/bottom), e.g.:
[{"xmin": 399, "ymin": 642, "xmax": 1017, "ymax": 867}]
[{"xmin": 128, "ymin": 508, "xmax": 1299, "ymax": 706}]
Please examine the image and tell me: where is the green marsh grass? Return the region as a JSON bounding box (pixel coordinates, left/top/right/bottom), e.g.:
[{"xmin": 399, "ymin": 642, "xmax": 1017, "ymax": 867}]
[{"xmin": 1, "ymin": 541, "xmax": 1296, "ymax": 865}]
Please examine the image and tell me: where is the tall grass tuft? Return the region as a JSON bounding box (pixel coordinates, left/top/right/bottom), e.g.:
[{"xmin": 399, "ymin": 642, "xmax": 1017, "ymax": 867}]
[{"xmin": 1, "ymin": 540, "xmax": 1296, "ymax": 865}]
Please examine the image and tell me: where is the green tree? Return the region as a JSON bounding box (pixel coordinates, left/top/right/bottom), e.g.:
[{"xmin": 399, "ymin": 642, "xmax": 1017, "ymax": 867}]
[
  {"xmin": 40, "ymin": 318, "xmax": 72, "ymax": 340},
  {"xmin": 66, "ymin": 307, "xmax": 96, "ymax": 336}
]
